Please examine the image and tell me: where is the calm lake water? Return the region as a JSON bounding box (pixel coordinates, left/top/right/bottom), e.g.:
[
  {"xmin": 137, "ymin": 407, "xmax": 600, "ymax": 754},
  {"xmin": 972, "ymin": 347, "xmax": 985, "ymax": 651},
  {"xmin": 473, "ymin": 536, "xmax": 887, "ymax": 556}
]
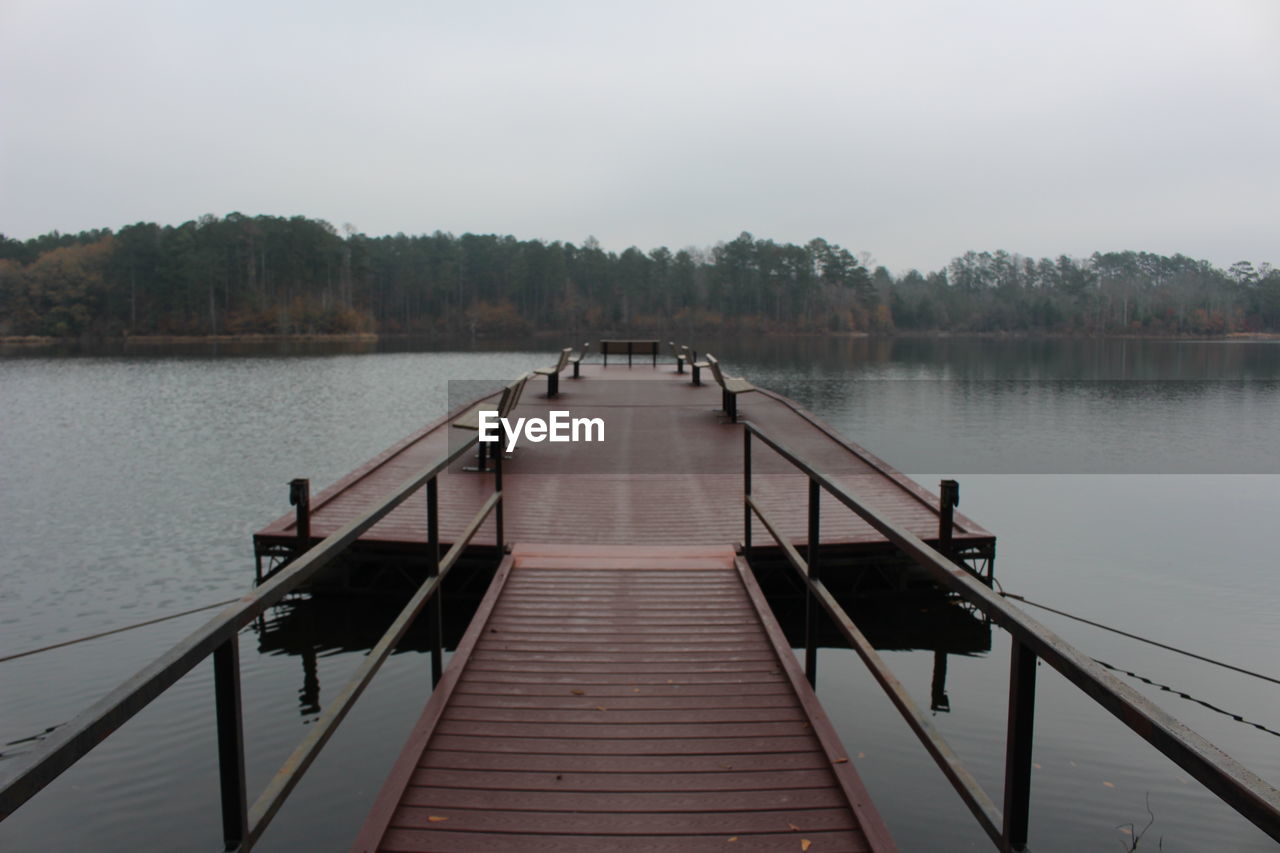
[{"xmin": 2, "ymin": 336, "xmax": 1278, "ymax": 851}]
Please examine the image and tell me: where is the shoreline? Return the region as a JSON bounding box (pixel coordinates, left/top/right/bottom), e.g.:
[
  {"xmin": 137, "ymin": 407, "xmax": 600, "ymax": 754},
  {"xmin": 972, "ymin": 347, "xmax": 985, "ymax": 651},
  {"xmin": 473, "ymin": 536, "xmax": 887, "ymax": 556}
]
[
  {"xmin": 4, "ymin": 330, "xmax": 1280, "ymax": 347},
  {"xmin": 0, "ymin": 332, "xmax": 382, "ymax": 346}
]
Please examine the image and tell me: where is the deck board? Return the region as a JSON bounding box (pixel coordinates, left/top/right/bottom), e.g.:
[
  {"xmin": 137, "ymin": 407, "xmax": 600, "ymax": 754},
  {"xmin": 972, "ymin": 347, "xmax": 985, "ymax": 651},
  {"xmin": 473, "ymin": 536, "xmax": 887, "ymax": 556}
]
[
  {"xmin": 351, "ymin": 544, "xmax": 897, "ymax": 853},
  {"xmin": 254, "ymin": 362, "xmax": 993, "ymax": 552}
]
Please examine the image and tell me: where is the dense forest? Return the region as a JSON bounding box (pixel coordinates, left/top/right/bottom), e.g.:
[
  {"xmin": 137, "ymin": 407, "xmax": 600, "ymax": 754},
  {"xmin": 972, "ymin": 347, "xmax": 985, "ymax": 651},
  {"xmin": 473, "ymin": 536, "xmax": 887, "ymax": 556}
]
[{"xmin": 2, "ymin": 213, "xmax": 1277, "ymax": 338}]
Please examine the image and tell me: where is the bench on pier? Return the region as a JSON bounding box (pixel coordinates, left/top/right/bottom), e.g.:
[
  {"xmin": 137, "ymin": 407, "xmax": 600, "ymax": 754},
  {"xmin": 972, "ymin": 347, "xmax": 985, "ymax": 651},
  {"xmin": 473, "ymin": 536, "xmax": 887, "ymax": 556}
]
[
  {"xmin": 683, "ymin": 344, "xmax": 710, "ymax": 386},
  {"xmin": 451, "ymin": 373, "xmax": 528, "ymax": 471},
  {"xmin": 568, "ymin": 342, "xmax": 589, "ymax": 378},
  {"xmin": 534, "ymin": 347, "xmax": 573, "ymax": 397},
  {"xmin": 706, "ymin": 353, "xmax": 756, "ymax": 422},
  {"xmin": 669, "ymin": 341, "xmax": 686, "ymax": 373},
  {"xmin": 600, "ymin": 338, "xmax": 659, "ymax": 366}
]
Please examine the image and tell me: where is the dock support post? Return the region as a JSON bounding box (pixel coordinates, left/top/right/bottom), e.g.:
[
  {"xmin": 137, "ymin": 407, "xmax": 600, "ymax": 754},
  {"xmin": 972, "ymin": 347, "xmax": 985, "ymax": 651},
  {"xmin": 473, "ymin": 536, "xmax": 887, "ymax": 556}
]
[
  {"xmin": 1002, "ymin": 638, "xmax": 1037, "ymax": 851},
  {"xmin": 494, "ymin": 445, "xmax": 504, "ymax": 552},
  {"xmin": 213, "ymin": 636, "xmax": 249, "ymax": 852},
  {"xmin": 426, "ymin": 477, "xmax": 442, "ymax": 687},
  {"xmin": 930, "ymin": 650, "xmax": 950, "ymax": 713},
  {"xmin": 742, "ymin": 430, "xmax": 752, "ymax": 559},
  {"xmin": 289, "ymin": 478, "xmax": 311, "ymax": 545},
  {"xmin": 805, "ymin": 478, "xmax": 820, "ymax": 687},
  {"xmin": 939, "ymin": 479, "xmax": 958, "ymax": 560}
]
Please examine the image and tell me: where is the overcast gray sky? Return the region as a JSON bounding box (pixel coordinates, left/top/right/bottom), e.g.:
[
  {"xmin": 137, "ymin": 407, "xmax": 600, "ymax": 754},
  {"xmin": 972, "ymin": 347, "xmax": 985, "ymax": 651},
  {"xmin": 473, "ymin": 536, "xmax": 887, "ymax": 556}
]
[{"xmin": 1, "ymin": 0, "xmax": 1276, "ymax": 273}]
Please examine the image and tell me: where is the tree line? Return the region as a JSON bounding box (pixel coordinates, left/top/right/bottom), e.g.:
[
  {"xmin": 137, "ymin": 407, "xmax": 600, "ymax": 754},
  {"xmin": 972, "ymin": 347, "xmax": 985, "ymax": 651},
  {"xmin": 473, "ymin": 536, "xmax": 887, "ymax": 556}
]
[{"xmin": 1, "ymin": 213, "xmax": 1277, "ymax": 337}]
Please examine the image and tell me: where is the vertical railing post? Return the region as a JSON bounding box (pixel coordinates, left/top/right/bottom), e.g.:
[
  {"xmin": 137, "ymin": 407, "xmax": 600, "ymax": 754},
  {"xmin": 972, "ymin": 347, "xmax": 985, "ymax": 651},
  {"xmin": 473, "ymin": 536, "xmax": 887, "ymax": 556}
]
[
  {"xmin": 289, "ymin": 478, "xmax": 311, "ymax": 544},
  {"xmin": 743, "ymin": 429, "xmax": 752, "ymax": 558},
  {"xmin": 1002, "ymin": 638, "xmax": 1037, "ymax": 851},
  {"xmin": 494, "ymin": 440, "xmax": 504, "ymax": 553},
  {"xmin": 939, "ymin": 479, "xmax": 958, "ymax": 560},
  {"xmin": 805, "ymin": 478, "xmax": 820, "ymax": 686},
  {"xmin": 213, "ymin": 636, "xmax": 248, "ymax": 851},
  {"xmin": 426, "ymin": 477, "xmax": 442, "ymax": 687}
]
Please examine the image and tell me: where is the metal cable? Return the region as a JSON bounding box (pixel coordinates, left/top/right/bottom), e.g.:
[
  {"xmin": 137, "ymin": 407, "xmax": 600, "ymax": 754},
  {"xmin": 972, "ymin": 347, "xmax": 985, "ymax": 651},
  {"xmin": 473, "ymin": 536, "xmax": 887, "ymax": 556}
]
[
  {"xmin": 0, "ymin": 598, "xmax": 239, "ymax": 664},
  {"xmin": 1001, "ymin": 591, "xmax": 1280, "ymax": 687},
  {"xmin": 1093, "ymin": 659, "xmax": 1280, "ymax": 739}
]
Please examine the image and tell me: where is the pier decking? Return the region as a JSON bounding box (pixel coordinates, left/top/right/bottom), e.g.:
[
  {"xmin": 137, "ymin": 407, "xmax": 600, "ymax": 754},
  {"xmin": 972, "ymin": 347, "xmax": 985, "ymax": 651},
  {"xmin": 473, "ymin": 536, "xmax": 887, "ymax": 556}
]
[
  {"xmin": 352, "ymin": 543, "xmax": 896, "ymax": 853},
  {"xmin": 254, "ymin": 362, "xmax": 993, "ymax": 561},
  {"xmin": 14, "ymin": 355, "xmax": 1272, "ymax": 853},
  {"xmin": 253, "ymin": 356, "xmax": 993, "ymax": 852}
]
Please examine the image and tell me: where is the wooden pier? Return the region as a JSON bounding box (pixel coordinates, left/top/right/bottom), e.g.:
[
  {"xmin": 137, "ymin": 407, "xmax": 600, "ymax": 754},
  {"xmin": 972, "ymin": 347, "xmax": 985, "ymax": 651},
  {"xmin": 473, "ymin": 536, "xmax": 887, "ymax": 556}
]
[
  {"xmin": 246, "ymin": 357, "xmax": 1003, "ymax": 851},
  {"xmin": 9, "ymin": 353, "xmax": 1280, "ymax": 853},
  {"xmin": 352, "ymin": 543, "xmax": 896, "ymax": 853},
  {"xmin": 254, "ymin": 361, "xmax": 994, "ymax": 572}
]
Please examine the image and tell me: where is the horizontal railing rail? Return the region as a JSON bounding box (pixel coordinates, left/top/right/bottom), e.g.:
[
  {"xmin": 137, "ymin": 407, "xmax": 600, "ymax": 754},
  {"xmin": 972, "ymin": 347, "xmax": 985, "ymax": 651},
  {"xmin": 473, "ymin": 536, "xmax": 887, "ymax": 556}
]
[
  {"xmin": 0, "ymin": 432, "xmax": 504, "ymax": 852},
  {"xmin": 741, "ymin": 421, "xmax": 1280, "ymax": 852}
]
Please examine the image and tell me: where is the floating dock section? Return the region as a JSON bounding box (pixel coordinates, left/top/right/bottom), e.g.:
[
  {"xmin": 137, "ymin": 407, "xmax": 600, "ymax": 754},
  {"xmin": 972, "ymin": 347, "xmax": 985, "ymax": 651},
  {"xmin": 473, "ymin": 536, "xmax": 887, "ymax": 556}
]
[{"xmin": 254, "ymin": 362, "xmax": 994, "ymax": 572}]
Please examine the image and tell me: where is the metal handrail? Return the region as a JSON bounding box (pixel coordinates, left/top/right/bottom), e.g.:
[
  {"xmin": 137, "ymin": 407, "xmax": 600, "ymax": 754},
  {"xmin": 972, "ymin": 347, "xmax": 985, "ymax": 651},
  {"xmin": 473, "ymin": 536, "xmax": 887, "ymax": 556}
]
[
  {"xmin": 741, "ymin": 420, "xmax": 1280, "ymax": 851},
  {"xmin": 0, "ymin": 432, "xmax": 504, "ymax": 852}
]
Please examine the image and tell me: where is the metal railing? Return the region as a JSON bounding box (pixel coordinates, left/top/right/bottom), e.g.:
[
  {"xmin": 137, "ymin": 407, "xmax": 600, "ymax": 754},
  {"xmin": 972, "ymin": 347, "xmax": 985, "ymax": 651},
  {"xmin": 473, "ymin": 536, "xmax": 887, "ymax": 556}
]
[
  {"xmin": 0, "ymin": 433, "xmax": 504, "ymax": 852},
  {"xmin": 741, "ymin": 421, "xmax": 1280, "ymax": 852}
]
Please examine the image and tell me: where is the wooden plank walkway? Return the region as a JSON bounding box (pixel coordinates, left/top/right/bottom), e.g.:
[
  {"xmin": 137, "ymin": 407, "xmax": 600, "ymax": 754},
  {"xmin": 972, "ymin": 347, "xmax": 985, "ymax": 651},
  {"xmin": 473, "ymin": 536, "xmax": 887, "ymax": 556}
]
[
  {"xmin": 352, "ymin": 544, "xmax": 897, "ymax": 853},
  {"xmin": 254, "ymin": 360, "xmax": 993, "ymax": 556}
]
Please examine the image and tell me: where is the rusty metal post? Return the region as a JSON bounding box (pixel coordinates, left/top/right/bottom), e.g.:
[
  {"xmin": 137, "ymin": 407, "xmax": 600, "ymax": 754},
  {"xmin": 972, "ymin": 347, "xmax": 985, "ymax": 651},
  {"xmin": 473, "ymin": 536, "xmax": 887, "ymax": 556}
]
[
  {"xmin": 939, "ymin": 479, "xmax": 958, "ymax": 559},
  {"xmin": 426, "ymin": 477, "xmax": 442, "ymax": 687},
  {"xmin": 213, "ymin": 636, "xmax": 248, "ymax": 851},
  {"xmin": 289, "ymin": 478, "xmax": 311, "ymax": 544},
  {"xmin": 1002, "ymin": 638, "xmax": 1037, "ymax": 851},
  {"xmin": 805, "ymin": 478, "xmax": 820, "ymax": 686},
  {"xmin": 743, "ymin": 429, "xmax": 752, "ymax": 558}
]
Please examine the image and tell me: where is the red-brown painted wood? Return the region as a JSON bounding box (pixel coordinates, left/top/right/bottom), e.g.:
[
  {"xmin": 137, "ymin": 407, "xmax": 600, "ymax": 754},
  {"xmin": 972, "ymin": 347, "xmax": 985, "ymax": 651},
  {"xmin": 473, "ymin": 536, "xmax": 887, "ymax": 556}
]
[
  {"xmin": 255, "ymin": 363, "xmax": 994, "ymax": 556},
  {"xmin": 387, "ymin": 804, "xmax": 858, "ymax": 834},
  {"xmin": 399, "ymin": 785, "xmax": 848, "ymax": 812},
  {"xmin": 406, "ymin": 767, "xmax": 842, "ymax": 793},
  {"xmin": 351, "ymin": 544, "xmax": 897, "ymax": 853},
  {"xmin": 379, "ymin": 828, "xmax": 869, "ymax": 853},
  {"xmin": 415, "ymin": 750, "xmax": 830, "ymax": 775}
]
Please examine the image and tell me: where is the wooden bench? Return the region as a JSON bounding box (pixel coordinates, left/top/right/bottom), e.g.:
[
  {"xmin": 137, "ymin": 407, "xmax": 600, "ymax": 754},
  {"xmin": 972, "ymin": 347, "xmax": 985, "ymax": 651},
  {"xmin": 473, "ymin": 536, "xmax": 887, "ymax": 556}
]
[
  {"xmin": 600, "ymin": 339, "xmax": 659, "ymax": 366},
  {"xmin": 705, "ymin": 353, "xmax": 756, "ymax": 422},
  {"xmin": 568, "ymin": 342, "xmax": 590, "ymax": 378},
  {"xmin": 534, "ymin": 347, "xmax": 573, "ymax": 397},
  {"xmin": 669, "ymin": 341, "xmax": 686, "ymax": 373},
  {"xmin": 451, "ymin": 373, "xmax": 529, "ymax": 471},
  {"xmin": 683, "ymin": 345, "xmax": 710, "ymax": 386}
]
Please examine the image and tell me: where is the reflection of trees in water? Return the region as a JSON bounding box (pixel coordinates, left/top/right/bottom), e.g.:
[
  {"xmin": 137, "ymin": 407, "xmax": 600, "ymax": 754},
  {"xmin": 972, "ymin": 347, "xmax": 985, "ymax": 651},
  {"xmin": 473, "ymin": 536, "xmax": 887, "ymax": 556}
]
[{"xmin": 703, "ymin": 336, "xmax": 1280, "ymax": 382}]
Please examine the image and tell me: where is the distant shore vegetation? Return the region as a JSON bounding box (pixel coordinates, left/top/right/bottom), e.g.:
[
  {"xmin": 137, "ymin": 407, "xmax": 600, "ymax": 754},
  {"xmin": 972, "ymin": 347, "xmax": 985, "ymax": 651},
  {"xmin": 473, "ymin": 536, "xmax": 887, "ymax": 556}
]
[{"xmin": 2, "ymin": 213, "xmax": 1277, "ymax": 339}]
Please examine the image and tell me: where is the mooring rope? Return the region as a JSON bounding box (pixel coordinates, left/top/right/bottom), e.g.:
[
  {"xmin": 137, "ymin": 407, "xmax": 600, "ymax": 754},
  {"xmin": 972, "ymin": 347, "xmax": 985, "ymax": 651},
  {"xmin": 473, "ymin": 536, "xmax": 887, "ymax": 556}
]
[
  {"xmin": 0, "ymin": 598, "xmax": 239, "ymax": 664},
  {"xmin": 1000, "ymin": 591, "xmax": 1280, "ymax": 688}
]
